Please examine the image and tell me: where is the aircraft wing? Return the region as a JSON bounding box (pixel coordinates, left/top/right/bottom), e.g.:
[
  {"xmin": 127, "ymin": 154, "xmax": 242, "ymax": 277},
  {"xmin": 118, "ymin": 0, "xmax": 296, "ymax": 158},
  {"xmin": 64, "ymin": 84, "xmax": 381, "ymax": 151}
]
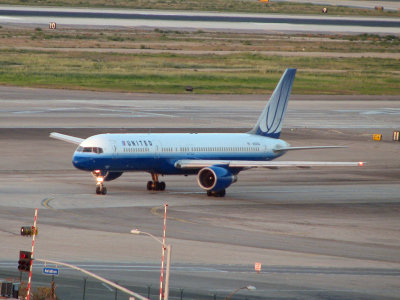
[
  {"xmin": 50, "ymin": 132, "xmax": 84, "ymax": 145},
  {"xmin": 175, "ymin": 160, "xmax": 365, "ymax": 170}
]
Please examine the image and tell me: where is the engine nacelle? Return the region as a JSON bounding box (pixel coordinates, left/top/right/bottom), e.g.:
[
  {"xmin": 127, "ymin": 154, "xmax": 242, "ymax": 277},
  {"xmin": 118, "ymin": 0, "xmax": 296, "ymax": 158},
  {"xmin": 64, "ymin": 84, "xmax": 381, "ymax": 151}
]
[
  {"xmin": 197, "ymin": 166, "xmax": 237, "ymax": 192},
  {"xmin": 91, "ymin": 171, "xmax": 123, "ymax": 182}
]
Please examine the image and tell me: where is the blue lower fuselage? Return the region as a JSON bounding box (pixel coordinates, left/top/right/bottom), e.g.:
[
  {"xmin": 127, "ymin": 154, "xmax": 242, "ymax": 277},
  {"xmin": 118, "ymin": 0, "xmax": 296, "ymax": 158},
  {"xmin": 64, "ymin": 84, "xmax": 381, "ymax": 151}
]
[{"xmin": 73, "ymin": 152, "xmax": 280, "ymax": 175}]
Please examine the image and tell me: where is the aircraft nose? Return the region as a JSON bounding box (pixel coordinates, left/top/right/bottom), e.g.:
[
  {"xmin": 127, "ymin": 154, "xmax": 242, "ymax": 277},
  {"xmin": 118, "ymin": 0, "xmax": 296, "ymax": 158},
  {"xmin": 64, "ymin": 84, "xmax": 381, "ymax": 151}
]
[{"xmin": 72, "ymin": 153, "xmax": 94, "ymax": 170}]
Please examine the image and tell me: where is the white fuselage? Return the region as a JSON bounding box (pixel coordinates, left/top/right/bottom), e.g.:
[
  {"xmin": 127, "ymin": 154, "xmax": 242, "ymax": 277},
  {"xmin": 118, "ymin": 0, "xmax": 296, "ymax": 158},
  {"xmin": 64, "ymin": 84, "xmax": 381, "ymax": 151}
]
[{"xmin": 72, "ymin": 133, "xmax": 289, "ymax": 175}]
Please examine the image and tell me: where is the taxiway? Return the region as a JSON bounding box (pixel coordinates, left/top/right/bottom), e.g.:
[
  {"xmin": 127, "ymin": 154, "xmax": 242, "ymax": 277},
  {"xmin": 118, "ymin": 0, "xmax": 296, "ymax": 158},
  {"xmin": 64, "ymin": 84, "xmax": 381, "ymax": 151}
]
[{"xmin": 0, "ymin": 87, "xmax": 399, "ymax": 299}]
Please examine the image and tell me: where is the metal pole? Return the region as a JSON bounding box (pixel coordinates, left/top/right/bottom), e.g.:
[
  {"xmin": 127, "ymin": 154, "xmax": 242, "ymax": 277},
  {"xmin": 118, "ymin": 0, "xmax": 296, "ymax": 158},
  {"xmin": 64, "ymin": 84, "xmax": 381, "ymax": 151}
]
[
  {"xmin": 159, "ymin": 204, "xmax": 168, "ymax": 300},
  {"xmin": 164, "ymin": 244, "xmax": 171, "ymax": 300},
  {"xmin": 82, "ymin": 278, "xmax": 87, "ymax": 300},
  {"xmin": 51, "ymin": 276, "xmax": 55, "ymax": 300},
  {"xmin": 27, "ymin": 208, "xmax": 38, "ymax": 300}
]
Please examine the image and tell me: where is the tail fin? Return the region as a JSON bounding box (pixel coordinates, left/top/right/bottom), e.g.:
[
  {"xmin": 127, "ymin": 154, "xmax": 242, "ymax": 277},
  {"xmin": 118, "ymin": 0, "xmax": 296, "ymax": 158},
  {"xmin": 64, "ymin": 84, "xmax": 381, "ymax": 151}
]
[{"xmin": 249, "ymin": 68, "xmax": 296, "ymax": 139}]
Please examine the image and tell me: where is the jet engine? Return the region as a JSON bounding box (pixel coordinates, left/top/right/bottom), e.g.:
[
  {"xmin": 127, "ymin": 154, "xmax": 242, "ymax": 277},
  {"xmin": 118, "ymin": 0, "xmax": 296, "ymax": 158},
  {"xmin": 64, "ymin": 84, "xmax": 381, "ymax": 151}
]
[{"xmin": 197, "ymin": 166, "xmax": 237, "ymax": 192}]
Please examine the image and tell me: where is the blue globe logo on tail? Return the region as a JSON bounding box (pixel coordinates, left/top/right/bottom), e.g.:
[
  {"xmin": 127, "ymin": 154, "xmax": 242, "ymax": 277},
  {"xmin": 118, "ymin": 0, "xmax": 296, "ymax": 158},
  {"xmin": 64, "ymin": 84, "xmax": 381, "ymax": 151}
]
[{"xmin": 249, "ymin": 68, "xmax": 296, "ymax": 139}]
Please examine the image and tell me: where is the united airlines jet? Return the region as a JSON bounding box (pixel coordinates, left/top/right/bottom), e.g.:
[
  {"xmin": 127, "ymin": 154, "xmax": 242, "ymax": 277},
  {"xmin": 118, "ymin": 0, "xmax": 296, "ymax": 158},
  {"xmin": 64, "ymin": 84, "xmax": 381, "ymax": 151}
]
[{"xmin": 50, "ymin": 69, "xmax": 364, "ymax": 196}]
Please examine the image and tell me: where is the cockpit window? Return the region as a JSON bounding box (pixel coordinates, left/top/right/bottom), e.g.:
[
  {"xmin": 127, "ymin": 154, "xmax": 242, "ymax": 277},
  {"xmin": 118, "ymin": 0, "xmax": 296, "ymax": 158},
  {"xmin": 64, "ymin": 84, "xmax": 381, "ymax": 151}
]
[
  {"xmin": 76, "ymin": 146, "xmax": 103, "ymax": 154},
  {"xmin": 92, "ymin": 147, "xmax": 103, "ymax": 154}
]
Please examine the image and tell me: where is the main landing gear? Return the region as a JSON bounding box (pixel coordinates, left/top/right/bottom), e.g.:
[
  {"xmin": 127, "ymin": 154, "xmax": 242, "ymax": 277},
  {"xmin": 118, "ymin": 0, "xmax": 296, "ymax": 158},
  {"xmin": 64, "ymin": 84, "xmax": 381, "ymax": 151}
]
[
  {"xmin": 206, "ymin": 189, "xmax": 226, "ymax": 197},
  {"xmin": 147, "ymin": 173, "xmax": 166, "ymax": 191}
]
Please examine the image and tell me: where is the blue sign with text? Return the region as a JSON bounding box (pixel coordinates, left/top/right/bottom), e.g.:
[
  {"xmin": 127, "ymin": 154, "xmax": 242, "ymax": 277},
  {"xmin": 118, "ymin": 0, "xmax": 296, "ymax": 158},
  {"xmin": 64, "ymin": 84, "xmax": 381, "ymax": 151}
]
[{"xmin": 43, "ymin": 267, "xmax": 59, "ymax": 276}]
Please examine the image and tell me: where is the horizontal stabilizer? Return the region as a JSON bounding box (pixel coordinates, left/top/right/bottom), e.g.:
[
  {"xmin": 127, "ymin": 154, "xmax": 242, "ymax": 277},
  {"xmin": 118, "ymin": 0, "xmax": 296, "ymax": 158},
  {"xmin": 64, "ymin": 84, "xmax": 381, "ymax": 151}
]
[
  {"xmin": 175, "ymin": 159, "xmax": 365, "ymax": 169},
  {"xmin": 274, "ymin": 146, "xmax": 347, "ymax": 152},
  {"xmin": 50, "ymin": 132, "xmax": 84, "ymax": 145}
]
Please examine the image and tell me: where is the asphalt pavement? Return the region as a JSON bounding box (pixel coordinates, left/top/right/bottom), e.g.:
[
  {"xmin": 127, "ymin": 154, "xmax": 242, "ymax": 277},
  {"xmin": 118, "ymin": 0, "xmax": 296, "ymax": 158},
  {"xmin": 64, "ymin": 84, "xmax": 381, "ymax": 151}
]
[{"xmin": 0, "ymin": 87, "xmax": 399, "ymax": 299}]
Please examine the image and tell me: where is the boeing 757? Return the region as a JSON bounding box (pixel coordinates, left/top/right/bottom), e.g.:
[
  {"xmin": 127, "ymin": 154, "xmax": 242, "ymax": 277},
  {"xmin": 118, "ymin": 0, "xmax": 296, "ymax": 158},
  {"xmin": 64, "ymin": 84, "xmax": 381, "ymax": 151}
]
[{"xmin": 50, "ymin": 69, "xmax": 364, "ymax": 196}]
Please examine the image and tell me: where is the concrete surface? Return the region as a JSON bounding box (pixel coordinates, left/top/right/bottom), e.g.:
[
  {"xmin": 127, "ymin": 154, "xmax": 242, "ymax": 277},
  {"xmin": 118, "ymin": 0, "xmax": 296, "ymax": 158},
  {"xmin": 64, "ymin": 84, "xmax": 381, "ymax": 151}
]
[{"xmin": 0, "ymin": 87, "xmax": 399, "ymax": 299}]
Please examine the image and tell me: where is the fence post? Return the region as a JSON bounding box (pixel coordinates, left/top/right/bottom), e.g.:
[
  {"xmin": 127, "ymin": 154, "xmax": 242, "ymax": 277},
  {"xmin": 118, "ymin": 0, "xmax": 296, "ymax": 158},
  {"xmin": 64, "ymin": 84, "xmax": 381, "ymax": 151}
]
[{"xmin": 82, "ymin": 277, "xmax": 87, "ymax": 300}]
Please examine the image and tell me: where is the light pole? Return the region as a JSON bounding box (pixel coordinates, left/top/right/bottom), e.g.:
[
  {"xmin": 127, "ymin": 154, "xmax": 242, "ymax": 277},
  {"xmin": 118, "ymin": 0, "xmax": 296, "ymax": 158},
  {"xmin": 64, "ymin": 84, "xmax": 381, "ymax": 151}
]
[
  {"xmin": 225, "ymin": 285, "xmax": 256, "ymax": 300},
  {"xmin": 130, "ymin": 229, "xmax": 172, "ymax": 300}
]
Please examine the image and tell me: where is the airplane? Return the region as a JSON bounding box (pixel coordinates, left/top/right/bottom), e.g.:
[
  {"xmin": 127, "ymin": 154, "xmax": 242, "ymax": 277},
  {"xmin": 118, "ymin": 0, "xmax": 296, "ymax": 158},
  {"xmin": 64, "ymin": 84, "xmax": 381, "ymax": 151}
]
[{"xmin": 50, "ymin": 68, "xmax": 364, "ymax": 196}]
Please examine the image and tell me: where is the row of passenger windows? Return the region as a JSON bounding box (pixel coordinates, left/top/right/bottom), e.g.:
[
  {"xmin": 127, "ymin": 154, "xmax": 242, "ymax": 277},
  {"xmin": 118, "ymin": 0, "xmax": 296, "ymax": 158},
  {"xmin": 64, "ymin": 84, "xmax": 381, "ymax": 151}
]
[
  {"xmin": 123, "ymin": 147, "xmax": 150, "ymax": 153},
  {"xmin": 161, "ymin": 147, "xmax": 260, "ymax": 152},
  {"xmin": 192, "ymin": 147, "xmax": 260, "ymax": 152},
  {"xmin": 77, "ymin": 146, "xmax": 260, "ymax": 155},
  {"xmin": 76, "ymin": 146, "xmax": 103, "ymax": 154},
  {"xmin": 162, "ymin": 147, "xmax": 174, "ymax": 152}
]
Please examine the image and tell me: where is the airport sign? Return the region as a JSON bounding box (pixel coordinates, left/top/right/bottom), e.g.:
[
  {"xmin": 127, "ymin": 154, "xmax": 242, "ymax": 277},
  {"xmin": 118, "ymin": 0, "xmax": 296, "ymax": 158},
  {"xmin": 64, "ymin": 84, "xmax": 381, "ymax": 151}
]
[{"xmin": 43, "ymin": 267, "xmax": 59, "ymax": 276}]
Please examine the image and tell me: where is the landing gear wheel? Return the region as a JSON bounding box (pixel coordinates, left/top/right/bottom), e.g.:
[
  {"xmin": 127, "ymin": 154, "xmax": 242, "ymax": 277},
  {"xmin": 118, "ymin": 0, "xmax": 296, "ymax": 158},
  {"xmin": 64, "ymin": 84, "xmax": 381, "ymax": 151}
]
[
  {"xmin": 101, "ymin": 187, "xmax": 107, "ymax": 195},
  {"xmin": 152, "ymin": 182, "xmax": 159, "ymax": 190},
  {"xmin": 217, "ymin": 189, "xmax": 226, "ymax": 197},
  {"xmin": 206, "ymin": 189, "xmax": 226, "ymax": 197},
  {"xmin": 147, "ymin": 174, "xmax": 166, "ymax": 191},
  {"xmin": 159, "ymin": 181, "xmax": 166, "ymax": 191},
  {"xmin": 96, "ymin": 185, "xmax": 107, "ymax": 195},
  {"xmin": 152, "ymin": 182, "xmax": 166, "ymax": 191},
  {"xmin": 147, "ymin": 181, "xmax": 153, "ymax": 191}
]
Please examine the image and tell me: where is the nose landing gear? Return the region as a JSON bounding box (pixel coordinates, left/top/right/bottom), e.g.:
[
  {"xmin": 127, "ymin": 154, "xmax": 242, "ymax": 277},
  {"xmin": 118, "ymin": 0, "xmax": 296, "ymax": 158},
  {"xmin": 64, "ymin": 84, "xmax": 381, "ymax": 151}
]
[
  {"xmin": 147, "ymin": 173, "xmax": 166, "ymax": 191},
  {"xmin": 96, "ymin": 184, "xmax": 107, "ymax": 195},
  {"xmin": 92, "ymin": 170, "xmax": 107, "ymax": 195}
]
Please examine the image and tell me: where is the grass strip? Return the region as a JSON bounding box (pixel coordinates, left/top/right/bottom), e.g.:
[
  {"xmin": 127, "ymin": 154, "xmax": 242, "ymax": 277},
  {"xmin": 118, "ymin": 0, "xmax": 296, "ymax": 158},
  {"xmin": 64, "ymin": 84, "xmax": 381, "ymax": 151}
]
[
  {"xmin": 3, "ymin": 27, "xmax": 400, "ymax": 54},
  {"xmin": 0, "ymin": 50, "xmax": 398, "ymax": 94}
]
